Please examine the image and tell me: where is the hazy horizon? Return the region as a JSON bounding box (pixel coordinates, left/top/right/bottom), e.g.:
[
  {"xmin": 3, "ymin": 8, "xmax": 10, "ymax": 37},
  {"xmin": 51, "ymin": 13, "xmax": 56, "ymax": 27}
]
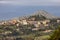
[{"xmin": 0, "ymin": 0, "xmax": 60, "ymax": 20}]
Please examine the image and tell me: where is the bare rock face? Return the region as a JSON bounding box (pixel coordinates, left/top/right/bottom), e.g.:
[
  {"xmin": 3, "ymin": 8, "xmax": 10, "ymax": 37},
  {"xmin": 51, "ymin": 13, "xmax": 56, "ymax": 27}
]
[
  {"xmin": 33, "ymin": 10, "xmax": 57, "ymax": 19},
  {"xmin": 18, "ymin": 10, "xmax": 58, "ymax": 20}
]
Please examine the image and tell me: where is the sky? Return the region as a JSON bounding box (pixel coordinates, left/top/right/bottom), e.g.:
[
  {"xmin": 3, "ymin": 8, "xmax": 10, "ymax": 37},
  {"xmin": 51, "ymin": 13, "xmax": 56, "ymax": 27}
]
[{"xmin": 0, "ymin": 0, "xmax": 60, "ymax": 6}]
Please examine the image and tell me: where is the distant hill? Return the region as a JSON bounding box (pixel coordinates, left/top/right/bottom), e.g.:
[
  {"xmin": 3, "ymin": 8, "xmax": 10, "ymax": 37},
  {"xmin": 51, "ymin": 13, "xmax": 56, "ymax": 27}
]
[
  {"xmin": 31, "ymin": 10, "xmax": 57, "ymax": 19},
  {"xmin": 20, "ymin": 10, "xmax": 57, "ymax": 20}
]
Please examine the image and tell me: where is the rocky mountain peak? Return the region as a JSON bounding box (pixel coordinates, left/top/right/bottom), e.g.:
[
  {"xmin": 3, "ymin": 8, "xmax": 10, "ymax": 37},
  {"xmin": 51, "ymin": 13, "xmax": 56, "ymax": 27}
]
[{"xmin": 33, "ymin": 10, "xmax": 57, "ymax": 19}]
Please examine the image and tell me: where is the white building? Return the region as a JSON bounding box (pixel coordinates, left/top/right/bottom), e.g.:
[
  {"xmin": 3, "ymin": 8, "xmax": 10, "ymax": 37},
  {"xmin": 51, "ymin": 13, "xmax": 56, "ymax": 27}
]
[
  {"xmin": 57, "ymin": 20, "xmax": 60, "ymax": 23},
  {"xmin": 22, "ymin": 20, "xmax": 28, "ymax": 25}
]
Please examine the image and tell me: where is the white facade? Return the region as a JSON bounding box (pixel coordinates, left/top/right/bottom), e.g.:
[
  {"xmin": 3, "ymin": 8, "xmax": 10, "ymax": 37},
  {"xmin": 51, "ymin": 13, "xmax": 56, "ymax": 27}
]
[{"xmin": 22, "ymin": 20, "xmax": 28, "ymax": 25}]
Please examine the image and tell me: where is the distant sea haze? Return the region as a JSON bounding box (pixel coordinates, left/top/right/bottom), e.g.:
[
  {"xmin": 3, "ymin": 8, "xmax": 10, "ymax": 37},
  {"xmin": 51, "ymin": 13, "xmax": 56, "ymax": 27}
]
[{"xmin": 0, "ymin": 5, "xmax": 60, "ymax": 20}]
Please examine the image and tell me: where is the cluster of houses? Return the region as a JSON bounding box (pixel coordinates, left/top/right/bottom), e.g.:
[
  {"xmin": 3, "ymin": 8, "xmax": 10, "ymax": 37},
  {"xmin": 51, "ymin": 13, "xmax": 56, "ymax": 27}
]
[
  {"xmin": 0, "ymin": 18, "xmax": 60, "ymax": 37},
  {"xmin": 0, "ymin": 18, "xmax": 60, "ymax": 31},
  {"xmin": 0, "ymin": 18, "xmax": 60, "ymax": 27},
  {"xmin": 0, "ymin": 19, "xmax": 50, "ymax": 26}
]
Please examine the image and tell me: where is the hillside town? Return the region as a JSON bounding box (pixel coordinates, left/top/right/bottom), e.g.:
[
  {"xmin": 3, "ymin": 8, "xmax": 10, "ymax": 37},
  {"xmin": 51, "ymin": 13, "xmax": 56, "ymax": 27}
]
[
  {"xmin": 0, "ymin": 17, "xmax": 60, "ymax": 40},
  {"xmin": 0, "ymin": 11, "xmax": 60, "ymax": 40},
  {"xmin": 0, "ymin": 17, "xmax": 60, "ymax": 30}
]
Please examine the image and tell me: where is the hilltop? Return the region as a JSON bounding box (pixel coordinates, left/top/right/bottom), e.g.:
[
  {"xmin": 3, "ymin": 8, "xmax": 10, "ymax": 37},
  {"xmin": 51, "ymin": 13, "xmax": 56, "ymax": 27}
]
[
  {"xmin": 18, "ymin": 10, "xmax": 57, "ymax": 20},
  {"xmin": 32, "ymin": 10, "xmax": 57, "ymax": 19}
]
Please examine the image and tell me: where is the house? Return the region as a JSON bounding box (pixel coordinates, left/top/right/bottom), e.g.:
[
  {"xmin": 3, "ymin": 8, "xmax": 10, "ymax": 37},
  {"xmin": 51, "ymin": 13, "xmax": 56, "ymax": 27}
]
[
  {"xmin": 0, "ymin": 21, "xmax": 9, "ymax": 26},
  {"xmin": 4, "ymin": 31, "xmax": 12, "ymax": 34},
  {"xmin": 41, "ymin": 20, "xmax": 50, "ymax": 24},
  {"xmin": 43, "ymin": 30, "xmax": 52, "ymax": 33},
  {"xmin": 45, "ymin": 20, "xmax": 50, "ymax": 23},
  {"xmin": 40, "ymin": 20, "xmax": 50, "ymax": 26},
  {"xmin": 27, "ymin": 21, "xmax": 37, "ymax": 24},
  {"xmin": 16, "ymin": 20, "xmax": 21, "ymax": 23},
  {"xmin": 16, "ymin": 23, "xmax": 20, "ymax": 27},
  {"xmin": 57, "ymin": 20, "xmax": 60, "ymax": 23},
  {"xmin": 37, "ymin": 21, "xmax": 41, "ymax": 25},
  {"xmin": 44, "ymin": 24, "xmax": 49, "ymax": 26},
  {"xmin": 22, "ymin": 19, "xmax": 28, "ymax": 25},
  {"xmin": 34, "ymin": 24, "xmax": 39, "ymax": 28},
  {"xmin": 30, "ymin": 17, "xmax": 35, "ymax": 21},
  {"xmin": 8, "ymin": 19, "xmax": 17, "ymax": 25},
  {"xmin": 32, "ymin": 28, "xmax": 40, "ymax": 31},
  {"xmin": 0, "ymin": 22, "xmax": 4, "ymax": 25},
  {"xmin": 27, "ymin": 21, "xmax": 41, "ymax": 28}
]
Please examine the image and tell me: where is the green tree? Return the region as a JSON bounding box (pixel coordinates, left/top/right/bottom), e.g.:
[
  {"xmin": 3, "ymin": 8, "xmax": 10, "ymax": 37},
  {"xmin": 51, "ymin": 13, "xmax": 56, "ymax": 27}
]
[{"xmin": 49, "ymin": 25, "xmax": 60, "ymax": 40}]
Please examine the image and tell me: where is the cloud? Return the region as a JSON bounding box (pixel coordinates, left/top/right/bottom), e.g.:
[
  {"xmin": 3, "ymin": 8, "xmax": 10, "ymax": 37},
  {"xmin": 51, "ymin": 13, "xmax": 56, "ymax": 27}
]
[{"xmin": 0, "ymin": 0, "xmax": 60, "ymax": 6}]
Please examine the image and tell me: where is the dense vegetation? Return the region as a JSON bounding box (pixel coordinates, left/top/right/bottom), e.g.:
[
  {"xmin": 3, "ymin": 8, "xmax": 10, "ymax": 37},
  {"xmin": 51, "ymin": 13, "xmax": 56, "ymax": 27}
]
[
  {"xmin": 0, "ymin": 23, "xmax": 59, "ymax": 40},
  {"xmin": 48, "ymin": 25, "xmax": 60, "ymax": 40},
  {"xmin": 28, "ymin": 15, "xmax": 46, "ymax": 21}
]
